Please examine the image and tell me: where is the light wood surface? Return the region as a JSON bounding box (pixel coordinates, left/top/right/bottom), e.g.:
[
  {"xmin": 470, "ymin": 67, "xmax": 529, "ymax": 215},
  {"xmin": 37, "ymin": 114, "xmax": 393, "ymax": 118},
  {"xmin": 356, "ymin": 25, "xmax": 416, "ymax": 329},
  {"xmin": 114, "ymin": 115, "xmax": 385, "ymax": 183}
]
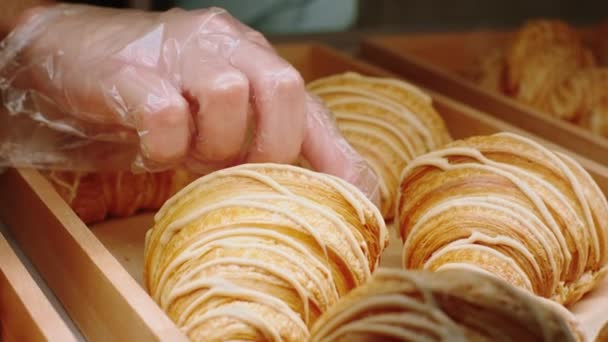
[
  {"xmin": 0, "ymin": 169, "xmax": 187, "ymax": 342},
  {"xmin": 360, "ymin": 32, "xmax": 608, "ymax": 168},
  {"xmin": 0, "ymin": 43, "xmax": 606, "ymax": 341},
  {"xmin": 0, "ymin": 230, "xmax": 75, "ymax": 342}
]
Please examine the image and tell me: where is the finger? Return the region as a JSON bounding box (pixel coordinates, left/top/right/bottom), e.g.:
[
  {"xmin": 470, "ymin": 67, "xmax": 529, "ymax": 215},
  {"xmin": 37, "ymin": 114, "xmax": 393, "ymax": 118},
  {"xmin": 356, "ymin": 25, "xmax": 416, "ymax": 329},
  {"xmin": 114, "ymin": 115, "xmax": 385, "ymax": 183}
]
[
  {"xmin": 104, "ymin": 66, "xmax": 191, "ymax": 164},
  {"xmin": 229, "ymin": 40, "xmax": 307, "ymax": 164},
  {"xmin": 301, "ymin": 93, "xmax": 381, "ymax": 205},
  {"xmin": 181, "ymin": 58, "xmax": 250, "ymax": 163}
]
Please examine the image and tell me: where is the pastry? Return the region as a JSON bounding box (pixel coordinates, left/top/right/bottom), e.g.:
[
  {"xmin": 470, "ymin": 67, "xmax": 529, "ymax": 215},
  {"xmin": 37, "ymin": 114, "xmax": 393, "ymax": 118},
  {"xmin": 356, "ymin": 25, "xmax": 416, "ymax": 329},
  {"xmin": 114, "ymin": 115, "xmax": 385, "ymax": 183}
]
[
  {"xmin": 396, "ymin": 132, "xmax": 608, "ymax": 305},
  {"xmin": 471, "ymin": 19, "xmax": 608, "ymax": 139},
  {"xmin": 307, "ymin": 72, "xmax": 451, "ymax": 219},
  {"xmin": 540, "ymin": 68, "xmax": 608, "ymax": 122},
  {"xmin": 143, "ymin": 163, "xmax": 387, "ymax": 341},
  {"xmin": 509, "ymin": 45, "xmax": 595, "ymax": 109},
  {"xmin": 44, "ymin": 169, "xmax": 195, "ymax": 224},
  {"xmin": 309, "ymin": 268, "xmax": 579, "ymax": 342},
  {"xmin": 504, "ymin": 19, "xmax": 595, "ymax": 99}
]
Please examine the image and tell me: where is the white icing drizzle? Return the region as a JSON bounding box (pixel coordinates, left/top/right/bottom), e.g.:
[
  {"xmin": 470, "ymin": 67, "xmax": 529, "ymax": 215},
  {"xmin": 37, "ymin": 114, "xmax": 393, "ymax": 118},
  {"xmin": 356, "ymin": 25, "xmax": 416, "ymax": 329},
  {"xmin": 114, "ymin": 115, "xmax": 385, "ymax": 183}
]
[
  {"xmin": 172, "ymin": 269, "xmax": 309, "ymax": 332},
  {"xmin": 323, "ymin": 95, "xmax": 435, "ymax": 151},
  {"xmin": 182, "ymin": 304, "xmax": 284, "ymax": 340},
  {"xmin": 306, "ymin": 71, "xmax": 432, "ymax": 104},
  {"xmin": 397, "ymin": 134, "xmax": 607, "ymax": 302},
  {"xmin": 168, "ymin": 256, "xmax": 311, "ymax": 325},
  {"xmin": 339, "ymin": 121, "xmax": 410, "ymax": 163},
  {"xmin": 423, "ymin": 241, "xmax": 534, "ymax": 291},
  {"xmin": 155, "ymin": 168, "xmax": 295, "ymax": 222},
  {"xmin": 335, "ymin": 110, "xmax": 418, "ymax": 160},
  {"xmin": 311, "ymin": 268, "xmax": 482, "ymax": 342},
  {"xmin": 400, "ymin": 148, "xmax": 572, "ymax": 265},
  {"xmin": 159, "ymin": 195, "xmax": 370, "ymax": 280},
  {"xmin": 146, "ymin": 164, "xmax": 386, "ymax": 341},
  {"xmin": 404, "ymin": 197, "xmax": 559, "ymax": 288},
  {"xmin": 156, "ymin": 228, "xmax": 336, "ymax": 305},
  {"xmin": 363, "ymin": 76, "xmax": 433, "ymax": 104},
  {"xmin": 556, "ymin": 151, "xmax": 607, "ymax": 264},
  {"xmin": 499, "ymin": 132, "xmax": 597, "ymax": 263}
]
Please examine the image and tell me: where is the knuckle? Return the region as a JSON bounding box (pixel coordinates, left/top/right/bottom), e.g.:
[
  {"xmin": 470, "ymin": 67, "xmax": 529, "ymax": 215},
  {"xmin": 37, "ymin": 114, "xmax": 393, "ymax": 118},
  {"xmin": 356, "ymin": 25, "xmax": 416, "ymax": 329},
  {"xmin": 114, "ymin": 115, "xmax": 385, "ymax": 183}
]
[
  {"xmin": 149, "ymin": 97, "xmax": 188, "ymax": 128},
  {"xmin": 202, "ymin": 71, "xmax": 249, "ymax": 100},
  {"xmin": 257, "ymin": 67, "xmax": 305, "ymax": 102}
]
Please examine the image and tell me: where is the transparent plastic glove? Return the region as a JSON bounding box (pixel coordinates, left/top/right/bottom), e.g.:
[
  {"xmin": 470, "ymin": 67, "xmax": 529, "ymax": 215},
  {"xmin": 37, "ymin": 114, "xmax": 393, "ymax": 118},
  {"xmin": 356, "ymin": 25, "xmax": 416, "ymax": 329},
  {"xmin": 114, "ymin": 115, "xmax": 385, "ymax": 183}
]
[{"xmin": 0, "ymin": 4, "xmax": 380, "ymax": 202}]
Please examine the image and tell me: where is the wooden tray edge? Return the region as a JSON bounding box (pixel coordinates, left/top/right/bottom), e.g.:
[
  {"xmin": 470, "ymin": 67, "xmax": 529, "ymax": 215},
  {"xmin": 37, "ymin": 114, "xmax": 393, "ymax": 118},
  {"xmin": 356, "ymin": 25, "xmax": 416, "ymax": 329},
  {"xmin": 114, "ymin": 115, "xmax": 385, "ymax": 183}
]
[{"xmin": 0, "ymin": 168, "xmax": 187, "ymax": 341}]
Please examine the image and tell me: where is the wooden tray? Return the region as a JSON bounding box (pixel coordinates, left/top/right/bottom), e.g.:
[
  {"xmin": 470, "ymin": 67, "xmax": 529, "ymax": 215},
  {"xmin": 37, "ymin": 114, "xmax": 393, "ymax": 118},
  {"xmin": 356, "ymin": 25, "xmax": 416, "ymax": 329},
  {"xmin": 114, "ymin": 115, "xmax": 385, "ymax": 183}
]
[
  {"xmin": 359, "ymin": 31, "xmax": 608, "ymax": 168},
  {"xmin": 0, "ymin": 230, "xmax": 75, "ymax": 341},
  {"xmin": 0, "ymin": 43, "xmax": 607, "ymax": 341}
]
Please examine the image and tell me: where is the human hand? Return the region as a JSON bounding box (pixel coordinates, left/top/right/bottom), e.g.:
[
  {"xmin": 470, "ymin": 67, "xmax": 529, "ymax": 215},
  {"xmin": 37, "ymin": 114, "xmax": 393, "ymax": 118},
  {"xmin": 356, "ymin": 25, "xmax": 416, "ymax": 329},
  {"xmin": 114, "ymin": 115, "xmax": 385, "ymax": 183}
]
[{"xmin": 0, "ymin": 4, "xmax": 379, "ymax": 201}]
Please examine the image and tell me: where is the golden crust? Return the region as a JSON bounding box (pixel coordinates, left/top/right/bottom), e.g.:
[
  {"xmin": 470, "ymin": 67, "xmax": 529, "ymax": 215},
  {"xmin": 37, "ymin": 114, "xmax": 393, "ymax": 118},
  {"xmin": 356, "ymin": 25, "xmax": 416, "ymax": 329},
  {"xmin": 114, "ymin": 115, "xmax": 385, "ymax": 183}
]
[
  {"xmin": 309, "ymin": 268, "xmax": 578, "ymax": 342},
  {"xmin": 307, "ymin": 72, "xmax": 452, "ymax": 219},
  {"xmin": 43, "ymin": 169, "xmax": 195, "ymax": 224},
  {"xmin": 143, "ymin": 163, "xmax": 387, "ymax": 341},
  {"xmin": 396, "ymin": 133, "xmax": 608, "ymax": 305}
]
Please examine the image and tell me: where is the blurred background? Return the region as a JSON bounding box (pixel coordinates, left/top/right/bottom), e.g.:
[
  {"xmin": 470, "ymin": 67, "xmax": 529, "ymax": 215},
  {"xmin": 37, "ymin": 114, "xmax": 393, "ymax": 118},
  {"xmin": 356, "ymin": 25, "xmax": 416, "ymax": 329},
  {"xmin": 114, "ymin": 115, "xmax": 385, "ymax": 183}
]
[
  {"xmin": 62, "ymin": 0, "xmax": 608, "ymax": 48},
  {"xmin": 70, "ymin": 0, "xmax": 608, "ymax": 30}
]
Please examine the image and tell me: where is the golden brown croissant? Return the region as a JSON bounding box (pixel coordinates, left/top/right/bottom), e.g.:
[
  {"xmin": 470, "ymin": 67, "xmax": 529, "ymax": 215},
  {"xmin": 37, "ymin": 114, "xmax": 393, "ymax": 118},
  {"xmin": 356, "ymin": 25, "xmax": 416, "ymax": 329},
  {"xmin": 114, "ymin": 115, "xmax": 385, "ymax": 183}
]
[
  {"xmin": 307, "ymin": 72, "xmax": 452, "ymax": 219},
  {"xmin": 143, "ymin": 163, "xmax": 387, "ymax": 341},
  {"xmin": 471, "ymin": 20, "xmax": 601, "ymax": 121},
  {"xmin": 539, "ymin": 68, "xmax": 608, "ymax": 122},
  {"xmin": 504, "ymin": 19, "xmax": 595, "ymax": 98},
  {"xmin": 309, "ymin": 268, "xmax": 580, "ymax": 342},
  {"xmin": 44, "ymin": 169, "xmax": 196, "ymax": 224},
  {"xmin": 396, "ymin": 132, "xmax": 608, "ymax": 306}
]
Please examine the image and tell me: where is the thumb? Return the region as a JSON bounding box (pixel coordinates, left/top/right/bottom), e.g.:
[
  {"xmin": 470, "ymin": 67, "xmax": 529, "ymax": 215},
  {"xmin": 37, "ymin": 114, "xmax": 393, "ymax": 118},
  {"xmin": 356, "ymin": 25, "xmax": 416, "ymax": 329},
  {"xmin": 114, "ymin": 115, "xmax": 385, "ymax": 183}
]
[{"xmin": 301, "ymin": 93, "xmax": 381, "ymax": 206}]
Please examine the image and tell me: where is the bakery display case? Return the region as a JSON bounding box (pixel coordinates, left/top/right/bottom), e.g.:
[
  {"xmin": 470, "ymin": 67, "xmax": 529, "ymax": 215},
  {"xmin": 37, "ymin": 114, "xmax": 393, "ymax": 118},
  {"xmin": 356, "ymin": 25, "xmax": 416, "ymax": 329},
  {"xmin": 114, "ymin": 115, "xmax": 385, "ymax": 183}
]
[{"xmin": 1, "ymin": 43, "xmax": 608, "ymax": 341}]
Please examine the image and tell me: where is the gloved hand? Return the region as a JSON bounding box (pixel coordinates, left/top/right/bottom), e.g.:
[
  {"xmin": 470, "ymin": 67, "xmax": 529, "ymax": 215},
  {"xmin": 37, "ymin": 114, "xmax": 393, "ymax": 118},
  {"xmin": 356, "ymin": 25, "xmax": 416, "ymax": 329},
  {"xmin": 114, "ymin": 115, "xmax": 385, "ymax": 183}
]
[{"xmin": 0, "ymin": 4, "xmax": 379, "ymax": 202}]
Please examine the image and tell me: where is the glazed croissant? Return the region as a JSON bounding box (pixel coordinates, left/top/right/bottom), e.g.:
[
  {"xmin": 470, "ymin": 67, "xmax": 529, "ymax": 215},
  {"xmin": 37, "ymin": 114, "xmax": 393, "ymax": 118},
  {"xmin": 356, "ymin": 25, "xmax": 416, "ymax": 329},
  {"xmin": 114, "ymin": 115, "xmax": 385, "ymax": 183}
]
[
  {"xmin": 396, "ymin": 132, "xmax": 608, "ymax": 305},
  {"xmin": 44, "ymin": 169, "xmax": 196, "ymax": 224},
  {"xmin": 307, "ymin": 72, "xmax": 452, "ymax": 219},
  {"xmin": 143, "ymin": 163, "xmax": 387, "ymax": 341},
  {"xmin": 309, "ymin": 268, "xmax": 580, "ymax": 341}
]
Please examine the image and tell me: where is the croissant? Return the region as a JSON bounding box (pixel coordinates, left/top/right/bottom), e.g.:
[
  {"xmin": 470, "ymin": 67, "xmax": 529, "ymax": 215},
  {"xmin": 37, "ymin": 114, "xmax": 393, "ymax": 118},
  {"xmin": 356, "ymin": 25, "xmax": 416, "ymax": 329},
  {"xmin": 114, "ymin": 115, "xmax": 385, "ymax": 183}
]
[
  {"xmin": 504, "ymin": 19, "xmax": 595, "ymax": 99},
  {"xmin": 472, "ymin": 20, "xmax": 599, "ymax": 119},
  {"xmin": 396, "ymin": 132, "xmax": 608, "ymax": 305},
  {"xmin": 143, "ymin": 163, "xmax": 387, "ymax": 341},
  {"xmin": 540, "ymin": 68, "xmax": 608, "ymax": 122},
  {"xmin": 309, "ymin": 268, "xmax": 580, "ymax": 341},
  {"xmin": 44, "ymin": 169, "xmax": 196, "ymax": 224},
  {"xmin": 307, "ymin": 72, "xmax": 452, "ymax": 219}
]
